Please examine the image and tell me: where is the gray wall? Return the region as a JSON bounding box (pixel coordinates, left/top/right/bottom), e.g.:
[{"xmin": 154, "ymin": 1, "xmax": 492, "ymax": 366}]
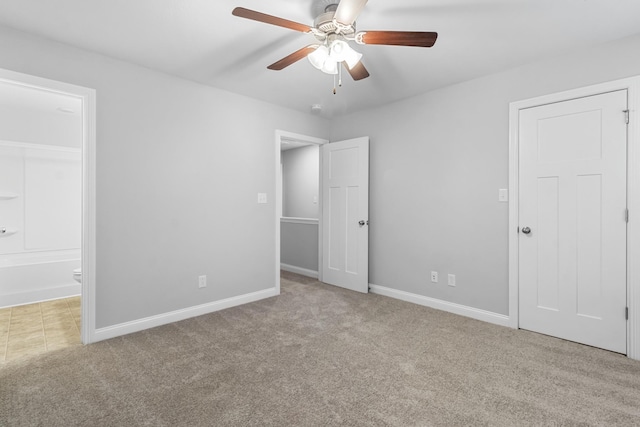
[
  {"xmin": 330, "ymin": 33, "xmax": 640, "ymax": 316},
  {"xmin": 0, "ymin": 25, "xmax": 329, "ymax": 328},
  {"xmin": 282, "ymin": 144, "xmax": 319, "ymax": 219},
  {"xmin": 280, "ymin": 220, "xmax": 319, "ymax": 272}
]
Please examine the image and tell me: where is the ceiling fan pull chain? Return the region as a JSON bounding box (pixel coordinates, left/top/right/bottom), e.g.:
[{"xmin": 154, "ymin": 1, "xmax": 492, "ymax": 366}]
[
  {"xmin": 339, "ymin": 64, "xmax": 343, "ymax": 87},
  {"xmin": 333, "ymin": 74, "xmax": 337, "ymax": 95}
]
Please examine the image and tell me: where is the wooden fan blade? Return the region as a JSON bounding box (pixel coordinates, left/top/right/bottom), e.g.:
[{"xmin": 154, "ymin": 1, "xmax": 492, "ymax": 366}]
[
  {"xmin": 334, "ymin": 0, "xmax": 368, "ymax": 25},
  {"xmin": 268, "ymin": 46, "xmax": 317, "ymax": 70},
  {"xmin": 359, "ymin": 31, "xmax": 438, "ymax": 48},
  {"xmin": 232, "ymin": 7, "xmax": 312, "ymax": 33},
  {"xmin": 343, "ymin": 61, "xmax": 370, "ymax": 81}
]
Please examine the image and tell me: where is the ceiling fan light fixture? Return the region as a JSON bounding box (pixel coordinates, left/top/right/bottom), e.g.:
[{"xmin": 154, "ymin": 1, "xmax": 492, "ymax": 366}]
[
  {"xmin": 308, "ymin": 44, "xmax": 339, "ymax": 75},
  {"xmin": 328, "ymin": 40, "xmax": 348, "ymax": 61},
  {"xmin": 308, "ymin": 45, "xmax": 329, "ymax": 70},
  {"xmin": 328, "ymin": 39, "xmax": 362, "ymax": 69},
  {"xmin": 344, "ymin": 48, "xmax": 363, "ymax": 69},
  {"xmin": 321, "ymin": 59, "xmax": 339, "ymax": 75}
]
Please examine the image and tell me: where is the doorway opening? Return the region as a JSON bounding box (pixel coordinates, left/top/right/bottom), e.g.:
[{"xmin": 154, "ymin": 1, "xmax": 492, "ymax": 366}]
[
  {"xmin": 275, "ymin": 130, "xmax": 328, "ymax": 293},
  {"xmin": 0, "ymin": 69, "xmax": 96, "ymax": 358}
]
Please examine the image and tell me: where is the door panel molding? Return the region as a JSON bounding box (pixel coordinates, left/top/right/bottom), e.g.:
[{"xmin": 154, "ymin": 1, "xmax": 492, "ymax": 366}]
[{"xmin": 509, "ymin": 76, "xmax": 640, "ymax": 360}]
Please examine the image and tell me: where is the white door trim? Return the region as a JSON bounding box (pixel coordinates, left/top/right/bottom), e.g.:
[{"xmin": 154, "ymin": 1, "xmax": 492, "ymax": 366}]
[
  {"xmin": 0, "ymin": 68, "xmax": 97, "ymax": 344},
  {"xmin": 509, "ymin": 76, "xmax": 640, "ymax": 359},
  {"xmin": 274, "ymin": 130, "xmax": 328, "ymax": 293}
]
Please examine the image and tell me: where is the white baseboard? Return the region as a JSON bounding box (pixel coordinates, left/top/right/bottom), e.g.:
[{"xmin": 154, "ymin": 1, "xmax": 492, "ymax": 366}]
[
  {"xmin": 369, "ymin": 284, "xmax": 512, "ymax": 328},
  {"xmin": 280, "ymin": 263, "xmax": 318, "ymax": 279},
  {"xmin": 0, "ymin": 283, "xmax": 81, "ymax": 309},
  {"xmin": 93, "ymin": 287, "xmax": 279, "ymax": 343}
]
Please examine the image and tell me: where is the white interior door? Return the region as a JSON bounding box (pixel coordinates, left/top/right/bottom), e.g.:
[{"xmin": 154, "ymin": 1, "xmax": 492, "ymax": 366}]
[
  {"xmin": 519, "ymin": 90, "xmax": 628, "ymax": 353},
  {"xmin": 321, "ymin": 137, "xmax": 369, "ymax": 293}
]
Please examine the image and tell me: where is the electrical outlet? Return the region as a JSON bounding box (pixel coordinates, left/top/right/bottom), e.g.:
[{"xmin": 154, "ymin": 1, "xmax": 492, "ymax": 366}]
[
  {"xmin": 198, "ymin": 275, "xmax": 207, "ymax": 288},
  {"xmin": 430, "ymin": 271, "xmax": 438, "ymax": 283},
  {"xmin": 448, "ymin": 274, "xmax": 456, "ymax": 287}
]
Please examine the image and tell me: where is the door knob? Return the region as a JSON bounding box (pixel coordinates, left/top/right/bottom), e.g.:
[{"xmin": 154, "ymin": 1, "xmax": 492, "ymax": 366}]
[
  {"xmin": 521, "ymin": 226, "xmax": 531, "ymax": 234},
  {"xmin": 358, "ymin": 220, "xmax": 366, "ymax": 226}
]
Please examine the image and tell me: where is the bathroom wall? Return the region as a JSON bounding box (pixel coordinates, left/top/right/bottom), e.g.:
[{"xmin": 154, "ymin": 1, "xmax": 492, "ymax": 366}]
[
  {"xmin": 0, "ymin": 82, "xmax": 82, "ymax": 148},
  {"xmin": 0, "ymin": 143, "xmax": 81, "ymax": 254}
]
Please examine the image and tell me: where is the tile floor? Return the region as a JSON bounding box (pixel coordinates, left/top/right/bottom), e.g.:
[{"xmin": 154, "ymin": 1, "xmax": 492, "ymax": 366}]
[{"xmin": 0, "ymin": 296, "xmax": 81, "ymax": 364}]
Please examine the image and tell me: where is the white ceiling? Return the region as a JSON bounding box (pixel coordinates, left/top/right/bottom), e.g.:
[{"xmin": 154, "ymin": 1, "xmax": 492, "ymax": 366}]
[{"xmin": 0, "ymin": 0, "xmax": 639, "ymax": 117}]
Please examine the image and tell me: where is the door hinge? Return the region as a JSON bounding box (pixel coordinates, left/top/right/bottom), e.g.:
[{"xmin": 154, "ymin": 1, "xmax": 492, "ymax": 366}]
[
  {"xmin": 626, "ymin": 307, "xmax": 629, "ymax": 320},
  {"xmin": 626, "ymin": 208, "xmax": 629, "ymax": 223},
  {"xmin": 624, "ymin": 109, "xmax": 630, "ymax": 124}
]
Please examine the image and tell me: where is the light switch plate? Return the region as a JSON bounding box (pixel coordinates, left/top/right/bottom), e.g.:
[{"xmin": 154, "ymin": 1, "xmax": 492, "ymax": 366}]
[
  {"xmin": 257, "ymin": 193, "xmax": 267, "ymax": 204},
  {"xmin": 498, "ymin": 189, "xmax": 508, "ymax": 202}
]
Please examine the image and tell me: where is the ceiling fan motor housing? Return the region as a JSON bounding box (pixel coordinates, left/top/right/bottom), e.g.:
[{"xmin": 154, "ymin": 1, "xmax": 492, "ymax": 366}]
[{"xmin": 314, "ymin": 9, "xmax": 356, "ymax": 39}]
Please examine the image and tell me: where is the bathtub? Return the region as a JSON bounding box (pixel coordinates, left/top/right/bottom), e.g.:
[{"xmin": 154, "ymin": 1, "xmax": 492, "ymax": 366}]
[{"xmin": 0, "ymin": 249, "xmax": 81, "ymax": 308}]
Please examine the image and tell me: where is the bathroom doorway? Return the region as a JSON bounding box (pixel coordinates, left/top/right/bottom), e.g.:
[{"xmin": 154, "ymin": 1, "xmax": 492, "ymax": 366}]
[{"xmin": 0, "ymin": 69, "xmax": 96, "ymax": 362}]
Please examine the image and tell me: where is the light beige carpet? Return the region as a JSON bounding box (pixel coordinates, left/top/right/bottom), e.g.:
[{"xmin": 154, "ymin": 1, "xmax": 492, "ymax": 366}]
[{"xmin": 2, "ymin": 271, "xmax": 640, "ymax": 426}]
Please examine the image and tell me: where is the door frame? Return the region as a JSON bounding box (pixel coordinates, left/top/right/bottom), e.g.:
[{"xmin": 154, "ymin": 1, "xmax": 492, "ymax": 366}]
[
  {"xmin": 0, "ymin": 68, "xmax": 97, "ymax": 344},
  {"xmin": 508, "ymin": 76, "xmax": 640, "ymax": 359},
  {"xmin": 274, "ymin": 130, "xmax": 328, "ymax": 293}
]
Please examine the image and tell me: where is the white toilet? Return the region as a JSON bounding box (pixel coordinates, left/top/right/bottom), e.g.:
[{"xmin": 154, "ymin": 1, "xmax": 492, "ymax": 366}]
[{"xmin": 73, "ymin": 268, "xmax": 82, "ymax": 283}]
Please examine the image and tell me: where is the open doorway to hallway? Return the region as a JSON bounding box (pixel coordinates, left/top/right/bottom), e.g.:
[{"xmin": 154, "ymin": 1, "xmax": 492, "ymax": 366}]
[{"xmin": 275, "ymin": 130, "xmax": 328, "ymax": 292}]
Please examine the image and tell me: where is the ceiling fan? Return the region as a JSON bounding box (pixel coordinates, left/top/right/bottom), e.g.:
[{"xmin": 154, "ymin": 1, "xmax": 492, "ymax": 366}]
[{"xmin": 232, "ymin": 0, "xmax": 437, "ymax": 91}]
